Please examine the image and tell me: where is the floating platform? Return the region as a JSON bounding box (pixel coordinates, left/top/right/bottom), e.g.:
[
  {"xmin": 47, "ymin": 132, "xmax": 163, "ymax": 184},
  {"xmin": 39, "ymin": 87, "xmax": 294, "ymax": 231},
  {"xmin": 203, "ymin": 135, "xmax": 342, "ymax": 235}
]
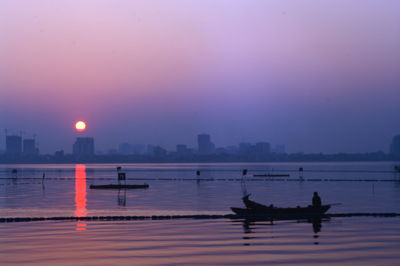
[{"xmin": 89, "ymin": 184, "xmax": 149, "ymax": 189}]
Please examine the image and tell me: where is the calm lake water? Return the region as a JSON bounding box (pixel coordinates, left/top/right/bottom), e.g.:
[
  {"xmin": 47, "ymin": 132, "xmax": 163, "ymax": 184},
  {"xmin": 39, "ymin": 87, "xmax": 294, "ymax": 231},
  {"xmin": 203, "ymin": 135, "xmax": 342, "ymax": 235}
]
[{"xmin": 1, "ymin": 162, "xmax": 400, "ymax": 265}]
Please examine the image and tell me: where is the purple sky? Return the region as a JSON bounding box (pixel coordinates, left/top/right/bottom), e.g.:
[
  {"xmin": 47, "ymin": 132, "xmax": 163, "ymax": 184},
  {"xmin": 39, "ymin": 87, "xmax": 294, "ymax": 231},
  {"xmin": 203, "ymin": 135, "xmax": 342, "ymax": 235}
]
[{"xmin": 1, "ymin": 0, "xmax": 400, "ymax": 154}]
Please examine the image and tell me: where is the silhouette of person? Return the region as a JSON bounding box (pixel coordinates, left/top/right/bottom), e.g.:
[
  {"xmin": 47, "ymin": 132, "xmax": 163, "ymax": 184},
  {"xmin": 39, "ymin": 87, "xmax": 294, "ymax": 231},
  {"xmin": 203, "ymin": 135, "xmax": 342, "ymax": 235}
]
[{"xmin": 312, "ymin": 192, "xmax": 322, "ymax": 208}]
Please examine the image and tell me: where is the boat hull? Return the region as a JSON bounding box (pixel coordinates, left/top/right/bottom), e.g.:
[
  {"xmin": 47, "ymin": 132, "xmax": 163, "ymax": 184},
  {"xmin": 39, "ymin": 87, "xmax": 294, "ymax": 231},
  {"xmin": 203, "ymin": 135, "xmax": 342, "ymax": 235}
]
[{"xmin": 231, "ymin": 205, "xmax": 330, "ymax": 219}]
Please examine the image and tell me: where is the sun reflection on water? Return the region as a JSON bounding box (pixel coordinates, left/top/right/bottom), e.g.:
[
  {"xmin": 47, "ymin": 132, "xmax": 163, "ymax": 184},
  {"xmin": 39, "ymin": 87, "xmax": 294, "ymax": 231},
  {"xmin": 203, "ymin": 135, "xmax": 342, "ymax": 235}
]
[{"xmin": 75, "ymin": 164, "xmax": 87, "ymax": 231}]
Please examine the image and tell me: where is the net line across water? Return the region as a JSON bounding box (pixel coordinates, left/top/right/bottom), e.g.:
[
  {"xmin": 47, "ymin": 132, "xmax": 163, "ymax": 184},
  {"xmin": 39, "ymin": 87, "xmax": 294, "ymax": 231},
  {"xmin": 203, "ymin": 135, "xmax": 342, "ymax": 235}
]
[{"xmin": 1, "ymin": 213, "xmax": 400, "ymax": 223}]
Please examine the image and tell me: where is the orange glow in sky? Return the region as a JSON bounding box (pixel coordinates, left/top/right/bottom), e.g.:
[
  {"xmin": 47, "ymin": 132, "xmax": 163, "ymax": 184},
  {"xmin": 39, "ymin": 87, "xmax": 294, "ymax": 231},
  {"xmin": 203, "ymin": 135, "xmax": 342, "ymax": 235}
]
[{"xmin": 75, "ymin": 121, "xmax": 86, "ymax": 132}]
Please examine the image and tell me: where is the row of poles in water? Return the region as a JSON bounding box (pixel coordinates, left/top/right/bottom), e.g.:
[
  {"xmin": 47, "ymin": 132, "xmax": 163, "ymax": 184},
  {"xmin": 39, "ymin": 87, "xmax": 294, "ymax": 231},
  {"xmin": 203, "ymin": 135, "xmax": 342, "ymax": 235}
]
[{"xmin": 5, "ymin": 165, "xmax": 400, "ymax": 180}]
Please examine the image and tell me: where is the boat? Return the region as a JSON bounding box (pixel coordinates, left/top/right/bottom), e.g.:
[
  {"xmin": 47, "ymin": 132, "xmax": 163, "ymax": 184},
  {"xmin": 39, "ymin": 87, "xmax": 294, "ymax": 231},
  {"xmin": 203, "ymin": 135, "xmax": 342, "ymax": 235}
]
[
  {"xmin": 231, "ymin": 195, "xmax": 330, "ymax": 218},
  {"xmin": 89, "ymin": 184, "xmax": 149, "ymax": 189}
]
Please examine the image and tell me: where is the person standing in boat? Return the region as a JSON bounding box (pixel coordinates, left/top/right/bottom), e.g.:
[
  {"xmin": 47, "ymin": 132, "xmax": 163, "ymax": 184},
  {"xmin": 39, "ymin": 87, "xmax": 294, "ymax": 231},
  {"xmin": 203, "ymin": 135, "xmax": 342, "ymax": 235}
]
[{"xmin": 312, "ymin": 192, "xmax": 322, "ymax": 208}]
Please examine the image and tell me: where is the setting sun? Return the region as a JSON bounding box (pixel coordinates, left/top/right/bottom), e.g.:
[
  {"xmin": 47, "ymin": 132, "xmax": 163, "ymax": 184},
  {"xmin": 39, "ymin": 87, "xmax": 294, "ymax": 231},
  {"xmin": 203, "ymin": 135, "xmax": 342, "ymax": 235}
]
[{"xmin": 75, "ymin": 121, "xmax": 86, "ymax": 132}]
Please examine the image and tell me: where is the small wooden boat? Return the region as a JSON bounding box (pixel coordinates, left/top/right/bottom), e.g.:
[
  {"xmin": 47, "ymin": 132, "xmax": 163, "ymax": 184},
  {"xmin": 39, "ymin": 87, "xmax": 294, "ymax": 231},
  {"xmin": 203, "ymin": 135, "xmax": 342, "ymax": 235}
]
[
  {"xmin": 89, "ymin": 184, "xmax": 149, "ymax": 189},
  {"xmin": 231, "ymin": 195, "xmax": 330, "ymax": 218},
  {"xmin": 231, "ymin": 205, "xmax": 330, "ymax": 218}
]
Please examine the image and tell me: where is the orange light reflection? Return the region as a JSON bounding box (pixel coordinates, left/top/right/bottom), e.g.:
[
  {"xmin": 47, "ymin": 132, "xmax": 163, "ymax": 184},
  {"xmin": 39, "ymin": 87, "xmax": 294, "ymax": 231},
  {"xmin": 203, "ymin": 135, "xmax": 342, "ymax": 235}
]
[{"xmin": 75, "ymin": 164, "xmax": 87, "ymax": 231}]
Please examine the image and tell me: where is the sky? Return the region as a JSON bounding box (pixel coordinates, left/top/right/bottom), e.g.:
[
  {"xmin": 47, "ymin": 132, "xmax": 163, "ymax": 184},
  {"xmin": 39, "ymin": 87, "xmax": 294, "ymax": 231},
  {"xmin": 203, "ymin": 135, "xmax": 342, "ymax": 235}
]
[{"xmin": 0, "ymin": 0, "xmax": 400, "ymax": 154}]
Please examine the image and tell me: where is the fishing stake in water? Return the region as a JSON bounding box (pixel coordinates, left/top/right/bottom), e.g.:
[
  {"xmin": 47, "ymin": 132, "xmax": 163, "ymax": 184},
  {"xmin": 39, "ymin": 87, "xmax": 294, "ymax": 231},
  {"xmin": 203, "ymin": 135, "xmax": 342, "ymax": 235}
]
[
  {"xmin": 299, "ymin": 167, "xmax": 304, "ymax": 181},
  {"xmin": 241, "ymin": 169, "xmax": 249, "ymax": 197}
]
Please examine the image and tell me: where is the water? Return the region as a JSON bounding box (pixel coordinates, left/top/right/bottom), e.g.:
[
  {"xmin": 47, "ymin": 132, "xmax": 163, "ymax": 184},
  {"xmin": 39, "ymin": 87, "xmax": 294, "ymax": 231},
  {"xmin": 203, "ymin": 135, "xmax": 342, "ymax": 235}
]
[{"xmin": 1, "ymin": 162, "xmax": 400, "ymax": 265}]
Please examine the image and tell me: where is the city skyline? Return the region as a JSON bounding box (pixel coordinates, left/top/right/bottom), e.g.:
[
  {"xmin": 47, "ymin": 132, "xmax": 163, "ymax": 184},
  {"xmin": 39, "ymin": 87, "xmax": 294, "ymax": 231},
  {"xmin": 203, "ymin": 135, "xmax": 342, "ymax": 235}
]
[
  {"xmin": 2, "ymin": 131, "xmax": 400, "ymax": 160},
  {"xmin": 1, "ymin": 1, "xmax": 400, "ymax": 154},
  {"xmin": 1, "ymin": 131, "xmax": 278, "ymax": 155}
]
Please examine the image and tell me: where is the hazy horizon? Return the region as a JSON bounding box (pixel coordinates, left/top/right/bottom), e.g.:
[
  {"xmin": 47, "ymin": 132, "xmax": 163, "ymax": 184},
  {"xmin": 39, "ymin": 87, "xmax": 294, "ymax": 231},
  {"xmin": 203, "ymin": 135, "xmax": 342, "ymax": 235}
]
[{"xmin": 1, "ymin": 0, "xmax": 400, "ymax": 154}]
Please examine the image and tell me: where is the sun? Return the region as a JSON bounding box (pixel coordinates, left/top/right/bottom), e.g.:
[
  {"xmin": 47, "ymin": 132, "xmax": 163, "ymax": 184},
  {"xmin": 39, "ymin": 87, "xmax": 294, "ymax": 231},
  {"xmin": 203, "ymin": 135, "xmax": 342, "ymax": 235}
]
[{"xmin": 75, "ymin": 121, "xmax": 86, "ymax": 132}]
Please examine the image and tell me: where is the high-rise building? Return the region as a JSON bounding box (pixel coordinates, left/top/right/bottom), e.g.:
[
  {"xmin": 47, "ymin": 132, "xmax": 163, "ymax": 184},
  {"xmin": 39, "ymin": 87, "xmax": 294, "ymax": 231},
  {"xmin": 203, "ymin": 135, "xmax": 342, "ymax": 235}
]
[
  {"xmin": 23, "ymin": 139, "xmax": 38, "ymax": 155},
  {"xmin": 273, "ymin": 144, "xmax": 286, "ymax": 154},
  {"xmin": 390, "ymin": 135, "xmax": 400, "ymax": 159},
  {"xmin": 6, "ymin": 135, "xmax": 22, "ymax": 156},
  {"xmin": 153, "ymin": 146, "xmax": 167, "ymax": 157},
  {"xmin": 73, "ymin": 137, "xmax": 95, "ymax": 156},
  {"xmin": 255, "ymin": 142, "xmax": 271, "ymax": 156},
  {"xmin": 132, "ymin": 144, "xmax": 145, "ymax": 155},
  {"xmin": 146, "ymin": 144, "xmax": 155, "ymax": 155},
  {"xmin": 197, "ymin": 134, "xmax": 215, "ymax": 154}
]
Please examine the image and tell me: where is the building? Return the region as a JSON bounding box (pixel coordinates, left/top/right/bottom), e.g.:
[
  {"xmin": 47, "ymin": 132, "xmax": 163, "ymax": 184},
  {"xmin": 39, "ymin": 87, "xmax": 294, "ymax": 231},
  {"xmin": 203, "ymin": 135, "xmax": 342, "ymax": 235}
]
[
  {"xmin": 132, "ymin": 144, "xmax": 145, "ymax": 155},
  {"xmin": 119, "ymin": 143, "xmax": 131, "ymax": 155},
  {"xmin": 273, "ymin": 144, "xmax": 286, "ymax": 154},
  {"xmin": 390, "ymin": 135, "xmax": 400, "ymax": 159},
  {"xmin": 146, "ymin": 144, "xmax": 155, "ymax": 155},
  {"xmin": 6, "ymin": 135, "xmax": 22, "ymax": 156},
  {"xmin": 239, "ymin": 142, "xmax": 252, "ymax": 154},
  {"xmin": 153, "ymin": 146, "xmax": 167, "ymax": 157},
  {"xmin": 226, "ymin": 145, "xmax": 239, "ymax": 154},
  {"xmin": 73, "ymin": 137, "xmax": 95, "ymax": 156},
  {"xmin": 54, "ymin": 150, "xmax": 64, "ymax": 158},
  {"xmin": 176, "ymin": 144, "xmax": 188, "ymax": 155},
  {"xmin": 23, "ymin": 139, "xmax": 38, "ymax": 156},
  {"xmin": 107, "ymin": 149, "xmax": 118, "ymax": 155},
  {"xmin": 197, "ymin": 134, "xmax": 215, "ymax": 154},
  {"xmin": 175, "ymin": 144, "xmax": 194, "ymax": 157},
  {"xmin": 255, "ymin": 142, "xmax": 271, "ymax": 156},
  {"xmin": 215, "ymin": 147, "xmax": 228, "ymax": 155}
]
